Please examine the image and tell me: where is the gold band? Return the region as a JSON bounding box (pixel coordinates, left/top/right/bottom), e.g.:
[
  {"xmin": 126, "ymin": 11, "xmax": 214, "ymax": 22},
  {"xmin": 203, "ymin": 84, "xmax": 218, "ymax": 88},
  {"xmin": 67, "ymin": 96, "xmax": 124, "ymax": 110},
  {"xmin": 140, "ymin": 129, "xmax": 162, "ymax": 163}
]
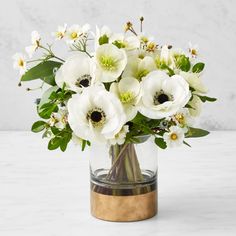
[{"xmin": 91, "ymin": 190, "xmax": 157, "ymax": 222}]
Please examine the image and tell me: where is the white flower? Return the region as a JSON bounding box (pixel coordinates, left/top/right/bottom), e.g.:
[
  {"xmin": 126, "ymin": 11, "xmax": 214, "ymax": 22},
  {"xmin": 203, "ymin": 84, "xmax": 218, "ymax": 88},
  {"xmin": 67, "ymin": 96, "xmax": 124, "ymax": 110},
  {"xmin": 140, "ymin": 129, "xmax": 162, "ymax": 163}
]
[
  {"xmin": 110, "ymin": 33, "xmax": 140, "ymax": 50},
  {"xmin": 180, "ymin": 71, "xmax": 208, "ymax": 94},
  {"xmin": 95, "ymin": 44, "xmax": 127, "ymax": 82},
  {"xmin": 163, "ymin": 126, "xmax": 185, "ymax": 147},
  {"xmin": 138, "ymin": 71, "xmax": 191, "ymax": 119},
  {"xmin": 188, "ymin": 95, "xmax": 202, "ymax": 117},
  {"xmin": 12, "ymin": 53, "xmax": 27, "ymax": 75},
  {"xmin": 65, "ymin": 24, "xmax": 90, "ymax": 44},
  {"xmin": 110, "ymin": 76, "xmax": 141, "ymax": 121},
  {"xmin": 55, "ymin": 52, "xmax": 96, "ymax": 93},
  {"xmin": 188, "ymin": 42, "xmax": 199, "ymax": 58},
  {"xmin": 108, "ymin": 125, "xmax": 129, "ymax": 145},
  {"xmin": 155, "ymin": 45, "xmax": 175, "ymax": 69},
  {"xmin": 172, "ymin": 108, "xmax": 193, "ymax": 129},
  {"xmin": 67, "ymin": 85, "xmax": 126, "ymax": 143},
  {"xmin": 123, "ymin": 55, "xmax": 156, "ymax": 81},
  {"xmin": 94, "ymin": 25, "xmax": 112, "ymax": 49},
  {"xmin": 52, "ymin": 24, "xmax": 67, "ymax": 40},
  {"xmin": 25, "ymin": 31, "xmax": 41, "ymax": 58},
  {"xmin": 49, "ymin": 107, "xmax": 68, "ymax": 129}
]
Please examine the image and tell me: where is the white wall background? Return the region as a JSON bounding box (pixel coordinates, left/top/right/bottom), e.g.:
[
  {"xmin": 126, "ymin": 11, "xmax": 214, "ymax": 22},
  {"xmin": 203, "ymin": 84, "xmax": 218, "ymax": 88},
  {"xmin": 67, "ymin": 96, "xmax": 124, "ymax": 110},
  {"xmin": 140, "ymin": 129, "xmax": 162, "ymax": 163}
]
[{"xmin": 0, "ymin": 0, "xmax": 235, "ymax": 130}]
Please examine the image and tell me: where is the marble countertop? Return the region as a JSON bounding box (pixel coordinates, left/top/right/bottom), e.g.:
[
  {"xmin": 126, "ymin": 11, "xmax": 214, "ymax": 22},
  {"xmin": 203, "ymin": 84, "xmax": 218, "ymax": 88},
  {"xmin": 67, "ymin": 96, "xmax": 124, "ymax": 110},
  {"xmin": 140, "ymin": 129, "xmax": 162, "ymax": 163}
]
[{"xmin": 0, "ymin": 131, "xmax": 235, "ymax": 236}]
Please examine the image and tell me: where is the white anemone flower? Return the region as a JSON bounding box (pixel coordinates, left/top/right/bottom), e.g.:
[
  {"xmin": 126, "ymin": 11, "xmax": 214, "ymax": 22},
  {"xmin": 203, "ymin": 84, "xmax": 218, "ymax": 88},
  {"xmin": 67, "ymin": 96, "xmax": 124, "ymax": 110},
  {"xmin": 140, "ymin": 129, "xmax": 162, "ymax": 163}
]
[
  {"xmin": 65, "ymin": 24, "xmax": 90, "ymax": 44},
  {"xmin": 110, "ymin": 76, "xmax": 141, "ymax": 121},
  {"xmin": 25, "ymin": 31, "xmax": 41, "ymax": 58},
  {"xmin": 163, "ymin": 126, "xmax": 185, "ymax": 147},
  {"xmin": 55, "ymin": 52, "xmax": 96, "ymax": 93},
  {"xmin": 12, "ymin": 53, "xmax": 27, "ymax": 75},
  {"xmin": 180, "ymin": 71, "xmax": 208, "ymax": 94},
  {"xmin": 123, "ymin": 55, "xmax": 156, "ymax": 81},
  {"xmin": 110, "ymin": 33, "xmax": 140, "ymax": 50},
  {"xmin": 52, "ymin": 23, "xmax": 67, "ymax": 40},
  {"xmin": 108, "ymin": 125, "xmax": 129, "ymax": 145},
  {"xmin": 138, "ymin": 71, "xmax": 191, "ymax": 119},
  {"xmin": 67, "ymin": 85, "xmax": 126, "ymax": 143},
  {"xmin": 95, "ymin": 44, "xmax": 127, "ymax": 82}
]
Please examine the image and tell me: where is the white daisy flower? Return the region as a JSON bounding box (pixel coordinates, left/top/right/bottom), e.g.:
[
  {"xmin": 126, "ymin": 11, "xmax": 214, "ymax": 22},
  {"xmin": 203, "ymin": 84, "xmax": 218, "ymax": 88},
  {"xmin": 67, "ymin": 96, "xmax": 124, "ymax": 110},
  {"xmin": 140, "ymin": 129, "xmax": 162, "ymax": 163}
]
[
  {"xmin": 123, "ymin": 55, "xmax": 156, "ymax": 81},
  {"xmin": 172, "ymin": 108, "xmax": 193, "ymax": 129},
  {"xmin": 108, "ymin": 125, "xmax": 129, "ymax": 145},
  {"xmin": 52, "ymin": 23, "xmax": 67, "ymax": 40},
  {"xmin": 110, "ymin": 76, "xmax": 141, "ymax": 121},
  {"xmin": 55, "ymin": 52, "xmax": 96, "ymax": 93},
  {"xmin": 163, "ymin": 126, "xmax": 185, "ymax": 147},
  {"xmin": 12, "ymin": 53, "xmax": 27, "ymax": 75},
  {"xmin": 110, "ymin": 33, "xmax": 140, "ymax": 50},
  {"xmin": 180, "ymin": 71, "xmax": 208, "ymax": 94},
  {"xmin": 49, "ymin": 107, "xmax": 68, "ymax": 130},
  {"xmin": 188, "ymin": 42, "xmax": 199, "ymax": 58},
  {"xmin": 65, "ymin": 24, "xmax": 90, "ymax": 44},
  {"xmin": 25, "ymin": 31, "xmax": 41, "ymax": 58},
  {"xmin": 95, "ymin": 44, "xmax": 127, "ymax": 82},
  {"xmin": 138, "ymin": 71, "xmax": 191, "ymax": 119},
  {"xmin": 67, "ymin": 85, "xmax": 126, "ymax": 143}
]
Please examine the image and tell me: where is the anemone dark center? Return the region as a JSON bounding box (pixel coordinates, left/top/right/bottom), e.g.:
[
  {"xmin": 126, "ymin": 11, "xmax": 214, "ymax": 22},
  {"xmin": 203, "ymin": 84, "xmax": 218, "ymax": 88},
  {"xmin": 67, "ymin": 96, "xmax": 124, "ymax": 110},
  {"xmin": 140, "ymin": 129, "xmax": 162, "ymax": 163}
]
[
  {"xmin": 153, "ymin": 90, "xmax": 172, "ymax": 105},
  {"xmin": 158, "ymin": 94, "xmax": 169, "ymax": 104},
  {"xmin": 76, "ymin": 74, "xmax": 92, "ymax": 88},
  {"xmin": 90, "ymin": 111, "xmax": 102, "ymax": 122}
]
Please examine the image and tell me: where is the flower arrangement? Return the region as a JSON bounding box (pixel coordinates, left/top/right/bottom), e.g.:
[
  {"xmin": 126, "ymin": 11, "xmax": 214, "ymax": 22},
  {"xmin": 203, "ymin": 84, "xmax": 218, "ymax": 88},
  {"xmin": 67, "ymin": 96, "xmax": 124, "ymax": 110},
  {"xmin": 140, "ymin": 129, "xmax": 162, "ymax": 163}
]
[
  {"xmin": 13, "ymin": 18, "xmax": 216, "ymax": 151},
  {"xmin": 13, "ymin": 18, "xmax": 217, "ymax": 221}
]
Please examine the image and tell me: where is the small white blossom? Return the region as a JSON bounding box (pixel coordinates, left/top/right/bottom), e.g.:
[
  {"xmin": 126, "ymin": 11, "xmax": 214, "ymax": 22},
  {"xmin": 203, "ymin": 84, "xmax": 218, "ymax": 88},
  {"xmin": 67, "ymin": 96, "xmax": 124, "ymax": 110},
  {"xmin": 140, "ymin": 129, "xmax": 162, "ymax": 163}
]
[
  {"xmin": 25, "ymin": 31, "xmax": 41, "ymax": 58},
  {"xmin": 188, "ymin": 42, "xmax": 199, "ymax": 58},
  {"xmin": 65, "ymin": 24, "xmax": 90, "ymax": 44},
  {"xmin": 108, "ymin": 125, "xmax": 129, "ymax": 145},
  {"xmin": 49, "ymin": 108, "xmax": 68, "ymax": 129},
  {"xmin": 172, "ymin": 108, "xmax": 193, "ymax": 130},
  {"xmin": 12, "ymin": 53, "xmax": 27, "ymax": 75},
  {"xmin": 52, "ymin": 24, "xmax": 67, "ymax": 40},
  {"xmin": 163, "ymin": 126, "xmax": 185, "ymax": 147}
]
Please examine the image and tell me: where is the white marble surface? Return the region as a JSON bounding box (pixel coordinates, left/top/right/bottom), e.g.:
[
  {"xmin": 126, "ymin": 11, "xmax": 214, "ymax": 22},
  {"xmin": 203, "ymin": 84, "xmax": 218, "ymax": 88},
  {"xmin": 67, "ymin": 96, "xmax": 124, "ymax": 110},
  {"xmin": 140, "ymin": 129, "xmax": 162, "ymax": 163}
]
[
  {"xmin": 0, "ymin": 131, "xmax": 236, "ymax": 235},
  {"xmin": 0, "ymin": 0, "xmax": 236, "ymax": 130}
]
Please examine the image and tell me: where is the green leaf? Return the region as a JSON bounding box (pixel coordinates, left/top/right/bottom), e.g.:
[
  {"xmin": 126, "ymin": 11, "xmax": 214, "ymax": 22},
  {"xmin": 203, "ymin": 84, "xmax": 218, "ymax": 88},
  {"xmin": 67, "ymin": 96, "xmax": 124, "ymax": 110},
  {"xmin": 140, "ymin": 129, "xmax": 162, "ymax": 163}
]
[
  {"xmin": 192, "ymin": 62, "xmax": 205, "ymax": 73},
  {"xmin": 160, "ymin": 64, "xmax": 175, "ymax": 76},
  {"xmin": 81, "ymin": 139, "xmax": 87, "ymax": 151},
  {"xmin": 197, "ymin": 95, "xmax": 217, "ymax": 103},
  {"xmin": 113, "ymin": 40, "xmax": 126, "ymax": 49},
  {"xmin": 60, "ymin": 132, "xmax": 72, "ymax": 152},
  {"xmin": 155, "ymin": 137, "xmax": 167, "ymax": 149},
  {"xmin": 38, "ymin": 86, "xmax": 59, "ymax": 109},
  {"xmin": 185, "ymin": 104, "xmax": 195, "ymax": 110},
  {"xmin": 186, "ymin": 127, "xmax": 210, "ymax": 138},
  {"xmin": 38, "ymin": 102, "xmax": 58, "ymax": 119},
  {"xmin": 31, "ymin": 121, "xmax": 47, "ymax": 133},
  {"xmin": 98, "ymin": 34, "xmax": 109, "ymax": 45},
  {"xmin": 21, "ymin": 61, "xmax": 62, "ymax": 86},
  {"xmin": 175, "ymin": 55, "xmax": 191, "ymax": 72},
  {"xmin": 48, "ymin": 137, "xmax": 61, "ymax": 150}
]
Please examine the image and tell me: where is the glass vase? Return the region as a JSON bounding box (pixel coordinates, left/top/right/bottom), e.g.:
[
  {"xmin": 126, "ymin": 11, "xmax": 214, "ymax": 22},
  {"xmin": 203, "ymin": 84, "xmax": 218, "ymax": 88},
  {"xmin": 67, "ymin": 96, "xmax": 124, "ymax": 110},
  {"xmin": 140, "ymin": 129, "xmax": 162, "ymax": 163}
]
[{"xmin": 89, "ymin": 136, "xmax": 158, "ymax": 222}]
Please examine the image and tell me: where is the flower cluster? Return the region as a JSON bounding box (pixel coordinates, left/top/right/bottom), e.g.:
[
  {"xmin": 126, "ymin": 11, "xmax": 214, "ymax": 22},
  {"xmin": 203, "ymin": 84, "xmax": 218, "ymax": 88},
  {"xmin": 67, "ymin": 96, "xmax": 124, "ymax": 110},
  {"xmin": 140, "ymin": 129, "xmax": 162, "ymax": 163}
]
[{"xmin": 13, "ymin": 19, "xmax": 216, "ymax": 151}]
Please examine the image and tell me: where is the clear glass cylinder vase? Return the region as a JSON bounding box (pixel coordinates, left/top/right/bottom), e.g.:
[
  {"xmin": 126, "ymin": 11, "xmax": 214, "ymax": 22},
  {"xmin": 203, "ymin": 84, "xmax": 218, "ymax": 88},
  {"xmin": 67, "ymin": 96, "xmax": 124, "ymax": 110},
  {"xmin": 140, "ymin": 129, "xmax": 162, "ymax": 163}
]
[{"xmin": 89, "ymin": 136, "xmax": 158, "ymax": 222}]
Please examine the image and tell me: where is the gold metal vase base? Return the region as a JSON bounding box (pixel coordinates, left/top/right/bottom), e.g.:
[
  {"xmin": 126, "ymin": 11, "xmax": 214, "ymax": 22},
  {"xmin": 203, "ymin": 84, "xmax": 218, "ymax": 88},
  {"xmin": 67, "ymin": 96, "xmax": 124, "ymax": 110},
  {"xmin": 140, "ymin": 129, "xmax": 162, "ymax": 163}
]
[{"xmin": 91, "ymin": 190, "xmax": 157, "ymax": 222}]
